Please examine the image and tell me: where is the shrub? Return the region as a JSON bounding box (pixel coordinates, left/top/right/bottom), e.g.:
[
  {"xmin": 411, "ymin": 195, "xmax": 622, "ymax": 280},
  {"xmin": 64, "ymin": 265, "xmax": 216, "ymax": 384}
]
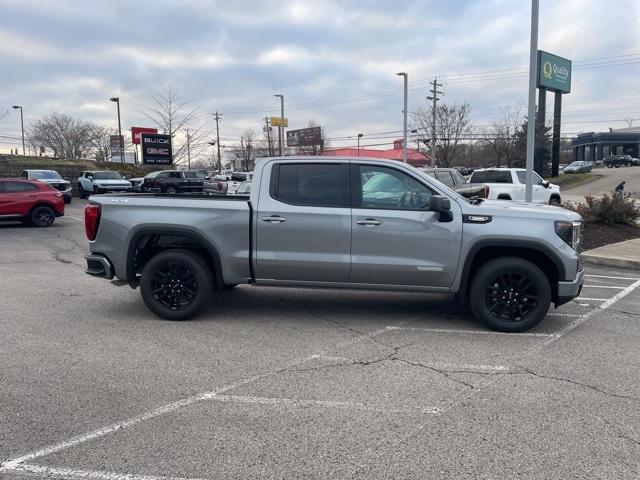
[{"xmin": 563, "ymin": 194, "xmax": 640, "ymax": 226}]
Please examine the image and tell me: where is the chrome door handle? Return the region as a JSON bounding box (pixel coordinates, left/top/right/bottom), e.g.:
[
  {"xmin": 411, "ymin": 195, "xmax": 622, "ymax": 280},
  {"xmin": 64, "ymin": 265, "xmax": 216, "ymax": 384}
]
[
  {"xmin": 356, "ymin": 218, "xmax": 382, "ymax": 226},
  {"xmin": 262, "ymin": 215, "xmax": 287, "ymax": 223}
]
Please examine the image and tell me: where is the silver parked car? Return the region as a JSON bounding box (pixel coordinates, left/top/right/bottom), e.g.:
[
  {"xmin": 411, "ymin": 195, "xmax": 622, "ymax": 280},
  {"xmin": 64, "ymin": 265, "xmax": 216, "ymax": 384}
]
[{"xmin": 563, "ymin": 161, "xmax": 592, "ymax": 174}]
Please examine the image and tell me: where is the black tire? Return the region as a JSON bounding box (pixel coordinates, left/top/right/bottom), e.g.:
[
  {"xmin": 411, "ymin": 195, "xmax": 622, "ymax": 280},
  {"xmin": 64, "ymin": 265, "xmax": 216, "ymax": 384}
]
[
  {"xmin": 164, "ymin": 185, "xmax": 178, "ymax": 194},
  {"xmin": 469, "ymin": 257, "xmax": 551, "ymax": 333},
  {"xmin": 64, "ymin": 196, "xmax": 72, "ymax": 205},
  {"xmin": 607, "ymin": 164, "xmax": 613, "ymax": 168},
  {"xmin": 140, "ymin": 249, "xmax": 213, "ymax": 321},
  {"xmin": 78, "ymin": 184, "xmax": 88, "ymax": 199},
  {"xmin": 30, "ymin": 206, "xmax": 56, "ymax": 227},
  {"xmin": 93, "ymin": 185, "xmax": 102, "ymax": 194},
  {"xmin": 549, "ymin": 196, "xmax": 561, "ymax": 206}
]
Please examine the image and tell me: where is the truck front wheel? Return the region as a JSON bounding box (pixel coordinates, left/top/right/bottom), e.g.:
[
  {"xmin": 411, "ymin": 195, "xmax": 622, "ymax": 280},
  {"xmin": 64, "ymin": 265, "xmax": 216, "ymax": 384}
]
[
  {"xmin": 140, "ymin": 249, "xmax": 213, "ymax": 321},
  {"xmin": 469, "ymin": 257, "xmax": 551, "ymax": 332}
]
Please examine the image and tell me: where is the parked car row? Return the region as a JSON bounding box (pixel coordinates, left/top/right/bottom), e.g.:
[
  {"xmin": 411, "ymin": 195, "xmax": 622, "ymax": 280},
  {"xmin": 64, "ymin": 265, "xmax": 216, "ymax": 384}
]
[
  {"xmin": 603, "ymin": 154, "xmax": 640, "ymax": 168},
  {"xmin": 0, "ymin": 178, "xmax": 65, "ymax": 227},
  {"xmin": 419, "ymin": 167, "xmax": 562, "ymax": 205}
]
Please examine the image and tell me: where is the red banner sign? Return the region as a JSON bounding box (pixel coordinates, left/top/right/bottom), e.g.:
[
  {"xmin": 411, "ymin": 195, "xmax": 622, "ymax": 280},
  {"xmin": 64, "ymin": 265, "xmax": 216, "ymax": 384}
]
[{"xmin": 131, "ymin": 127, "xmax": 158, "ymax": 144}]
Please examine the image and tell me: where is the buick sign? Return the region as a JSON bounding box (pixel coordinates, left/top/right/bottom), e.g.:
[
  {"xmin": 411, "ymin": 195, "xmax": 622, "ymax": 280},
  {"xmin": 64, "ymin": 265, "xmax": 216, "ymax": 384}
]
[{"xmin": 141, "ymin": 133, "xmax": 173, "ymax": 165}]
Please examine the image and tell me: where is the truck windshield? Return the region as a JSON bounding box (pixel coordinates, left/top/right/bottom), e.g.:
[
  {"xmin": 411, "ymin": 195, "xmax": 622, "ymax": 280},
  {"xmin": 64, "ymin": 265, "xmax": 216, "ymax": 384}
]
[
  {"xmin": 30, "ymin": 171, "xmax": 62, "ymax": 180},
  {"xmin": 93, "ymin": 172, "xmax": 123, "ymax": 180}
]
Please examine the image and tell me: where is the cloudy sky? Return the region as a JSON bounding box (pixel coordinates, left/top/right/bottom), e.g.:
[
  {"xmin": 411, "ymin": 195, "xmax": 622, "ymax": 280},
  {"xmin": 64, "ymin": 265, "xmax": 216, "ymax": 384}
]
[{"xmin": 1, "ymin": 0, "xmax": 639, "ymax": 155}]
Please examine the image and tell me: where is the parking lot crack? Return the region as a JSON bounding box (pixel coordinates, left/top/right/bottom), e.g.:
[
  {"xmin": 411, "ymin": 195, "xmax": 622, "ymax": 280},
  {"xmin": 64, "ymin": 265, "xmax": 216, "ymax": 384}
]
[
  {"xmin": 392, "ymin": 357, "xmax": 476, "ymax": 389},
  {"xmin": 512, "ymin": 367, "xmax": 640, "ymax": 402},
  {"xmin": 298, "ymin": 300, "xmax": 396, "ymax": 348}
]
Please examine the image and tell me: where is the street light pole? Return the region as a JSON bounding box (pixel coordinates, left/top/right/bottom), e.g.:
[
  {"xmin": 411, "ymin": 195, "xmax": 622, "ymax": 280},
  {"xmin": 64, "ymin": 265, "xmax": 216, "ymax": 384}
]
[
  {"xmin": 396, "ymin": 72, "xmax": 408, "ymax": 163},
  {"xmin": 525, "ymin": 0, "xmax": 539, "ymax": 203},
  {"xmin": 12, "ymin": 106, "xmax": 25, "ymax": 156},
  {"xmin": 274, "ymin": 94, "xmax": 284, "ymax": 156},
  {"xmin": 357, "ymin": 133, "xmax": 363, "ymax": 156},
  {"xmin": 110, "ymin": 97, "xmax": 124, "ymax": 164}
]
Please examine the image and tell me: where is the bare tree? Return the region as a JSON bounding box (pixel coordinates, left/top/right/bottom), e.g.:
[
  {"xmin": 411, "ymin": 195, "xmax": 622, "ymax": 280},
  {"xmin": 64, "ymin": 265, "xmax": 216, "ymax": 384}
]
[
  {"xmin": 143, "ymin": 86, "xmax": 209, "ymax": 166},
  {"xmin": 411, "ymin": 102, "xmax": 472, "ymax": 167},
  {"xmin": 487, "ymin": 104, "xmax": 525, "ymax": 167},
  {"xmin": 622, "ymin": 117, "xmax": 636, "ymax": 128},
  {"xmin": 29, "ymin": 112, "xmax": 101, "ymax": 159}
]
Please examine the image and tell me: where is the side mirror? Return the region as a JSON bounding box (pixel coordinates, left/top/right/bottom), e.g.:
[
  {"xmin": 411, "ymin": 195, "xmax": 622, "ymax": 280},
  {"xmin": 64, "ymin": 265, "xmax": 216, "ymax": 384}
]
[
  {"xmin": 542, "ymin": 181, "xmax": 550, "ymax": 188},
  {"xmin": 429, "ymin": 195, "xmax": 453, "ymax": 222}
]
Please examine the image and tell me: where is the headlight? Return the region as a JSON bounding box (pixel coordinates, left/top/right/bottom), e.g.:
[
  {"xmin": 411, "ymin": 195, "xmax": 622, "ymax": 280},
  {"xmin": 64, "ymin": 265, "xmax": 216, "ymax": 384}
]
[{"xmin": 555, "ymin": 221, "xmax": 582, "ymax": 251}]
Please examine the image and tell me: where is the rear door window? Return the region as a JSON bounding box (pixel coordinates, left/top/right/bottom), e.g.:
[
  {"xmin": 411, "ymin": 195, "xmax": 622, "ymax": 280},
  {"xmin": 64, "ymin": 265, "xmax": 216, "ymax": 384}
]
[
  {"xmin": 271, "ymin": 163, "xmax": 346, "ymax": 207},
  {"xmin": 484, "ymin": 171, "xmax": 512, "ymax": 183}
]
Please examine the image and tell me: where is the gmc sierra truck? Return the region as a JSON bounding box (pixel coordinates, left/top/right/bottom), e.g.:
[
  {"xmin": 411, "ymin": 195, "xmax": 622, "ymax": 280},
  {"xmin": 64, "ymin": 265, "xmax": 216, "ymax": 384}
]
[{"xmin": 84, "ymin": 157, "xmax": 584, "ymax": 332}]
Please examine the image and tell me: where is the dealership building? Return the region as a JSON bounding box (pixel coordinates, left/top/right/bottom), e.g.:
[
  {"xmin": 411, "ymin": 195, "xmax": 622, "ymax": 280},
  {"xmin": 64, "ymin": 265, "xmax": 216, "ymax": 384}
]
[
  {"xmin": 321, "ymin": 140, "xmax": 432, "ymax": 168},
  {"xmin": 572, "ymin": 126, "xmax": 640, "ymax": 162}
]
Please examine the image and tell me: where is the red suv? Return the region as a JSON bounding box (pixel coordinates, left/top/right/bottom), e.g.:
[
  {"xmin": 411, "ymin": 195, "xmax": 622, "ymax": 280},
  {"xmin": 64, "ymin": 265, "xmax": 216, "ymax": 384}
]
[{"xmin": 0, "ymin": 179, "xmax": 65, "ymax": 227}]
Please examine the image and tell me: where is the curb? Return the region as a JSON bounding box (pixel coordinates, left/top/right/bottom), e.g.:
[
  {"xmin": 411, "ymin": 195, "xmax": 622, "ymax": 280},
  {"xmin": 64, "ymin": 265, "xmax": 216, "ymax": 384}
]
[{"xmin": 582, "ymin": 253, "xmax": 640, "ymax": 270}]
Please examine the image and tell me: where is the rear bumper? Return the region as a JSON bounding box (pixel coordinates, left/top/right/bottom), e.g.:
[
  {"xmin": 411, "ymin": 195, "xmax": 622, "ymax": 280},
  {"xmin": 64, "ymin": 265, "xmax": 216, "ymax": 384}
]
[
  {"xmin": 85, "ymin": 254, "xmax": 114, "ymax": 279},
  {"xmin": 556, "ymin": 268, "xmax": 585, "ymax": 306}
]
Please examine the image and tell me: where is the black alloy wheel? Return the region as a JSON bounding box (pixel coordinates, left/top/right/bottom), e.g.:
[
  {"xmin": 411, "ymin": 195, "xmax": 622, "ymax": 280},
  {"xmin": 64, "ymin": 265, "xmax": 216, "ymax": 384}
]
[
  {"xmin": 140, "ymin": 250, "xmax": 212, "ymax": 320},
  {"xmin": 78, "ymin": 184, "xmax": 88, "ymax": 199},
  {"xmin": 151, "ymin": 263, "xmax": 198, "ymax": 311},
  {"xmin": 470, "ymin": 257, "xmax": 551, "ymax": 332},
  {"xmin": 165, "ymin": 186, "xmax": 178, "ymax": 194},
  {"xmin": 30, "ymin": 206, "xmax": 55, "ymax": 227},
  {"xmin": 484, "ymin": 273, "xmax": 538, "ymax": 322}
]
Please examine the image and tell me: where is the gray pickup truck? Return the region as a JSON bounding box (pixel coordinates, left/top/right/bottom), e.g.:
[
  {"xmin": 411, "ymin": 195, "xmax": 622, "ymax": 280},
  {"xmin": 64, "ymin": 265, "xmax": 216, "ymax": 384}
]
[{"xmin": 84, "ymin": 157, "xmax": 584, "ymax": 332}]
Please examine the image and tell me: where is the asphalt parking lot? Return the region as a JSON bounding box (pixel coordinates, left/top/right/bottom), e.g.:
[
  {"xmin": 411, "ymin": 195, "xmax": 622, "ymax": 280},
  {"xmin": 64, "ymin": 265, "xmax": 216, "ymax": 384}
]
[{"xmin": 1, "ymin": 199, "xmax": 640, "ymax": 479}]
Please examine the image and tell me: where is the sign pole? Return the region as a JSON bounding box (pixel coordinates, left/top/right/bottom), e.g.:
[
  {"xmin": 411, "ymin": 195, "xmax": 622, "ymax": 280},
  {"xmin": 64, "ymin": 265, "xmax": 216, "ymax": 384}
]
[
  {"xmin": 534, "ymin": 87, "xmax": 546, "ymax": 175},
  {"xmin": 525, "ymin": 0, "xmax": 539, "ymax": 203},
  {"xmin": 551, "ymin": 92, "xmax": 562, "ymax": 177}
]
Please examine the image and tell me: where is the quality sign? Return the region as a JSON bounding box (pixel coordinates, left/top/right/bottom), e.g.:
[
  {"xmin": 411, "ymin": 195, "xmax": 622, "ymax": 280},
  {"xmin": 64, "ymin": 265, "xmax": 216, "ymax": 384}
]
[{"xmin": 537, "ymin": 50, "xmax": 571, "ymax": 93}]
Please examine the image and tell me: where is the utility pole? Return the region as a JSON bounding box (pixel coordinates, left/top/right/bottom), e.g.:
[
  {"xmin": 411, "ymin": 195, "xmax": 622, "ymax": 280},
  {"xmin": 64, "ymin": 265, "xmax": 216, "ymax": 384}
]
[
  {"xmin": 396, "ymin": 72, "xmax": 409, "ymax": 163},
  {"xmin": 247, "ymin": 137, "xmax": 252, "ymax": 171},
  {"xmin": 427, "ymin": 78, "xmax": 443, "ymax": 166},
  {"xmin": 525, "ymin": 0, "xmax": 539, "ymax": 202},
  {"xmin": 212, "ymin": 111, "xmax": 222, "ymax": 173},
  {"xmin": 265, "ymin": 116, "xmax": 273, "ymax": 156},
  {"xmin": 186, "ymin": 129, "xmax": 191, "ymax": 170},
  {"xmin": 240, "ymin": 136, "xmax": 245, "ymax": 172},
  {"xmin": 274, "ymin": 94, "xmax": 284, "ymax": 156},
  {"xmin": 11, "ymin": 106, "xmax": 25, "ymax": 155}
]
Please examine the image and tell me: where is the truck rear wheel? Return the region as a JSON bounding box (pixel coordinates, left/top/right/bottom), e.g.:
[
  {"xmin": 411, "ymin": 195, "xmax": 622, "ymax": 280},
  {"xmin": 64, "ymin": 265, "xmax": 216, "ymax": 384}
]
[
  {"xmin": 140, "ymin": 249, "xmax": 213, "ymax": 321},
  {"xmin": 469, "ymin": 257, "xmax": 551, "ymax": 333}
]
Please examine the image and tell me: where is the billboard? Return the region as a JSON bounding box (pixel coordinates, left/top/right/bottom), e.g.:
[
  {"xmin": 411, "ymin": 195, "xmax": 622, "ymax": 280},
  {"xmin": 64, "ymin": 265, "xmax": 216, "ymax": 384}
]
[
  {"xmin": 140, "ymin": 133, "xmax": 172, "ymax": 165},
  {"xmin": 110, "ymin": 135, "xmax": 124, "ymax": 158},
  {"xmin": 131, "ymin": 127, "xmax": 158, "ymax": 144},
  {"xmin": 287, "ymin": 126, "xmax": 322, "ymax": 147},
  {"xmin": 537, "ymin": 50, "xmax": 571, "ymax": 93}
]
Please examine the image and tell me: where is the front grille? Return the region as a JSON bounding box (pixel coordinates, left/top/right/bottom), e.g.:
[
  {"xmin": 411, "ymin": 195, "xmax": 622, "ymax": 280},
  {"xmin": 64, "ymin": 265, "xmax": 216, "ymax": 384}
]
[{"xmin": 52, "ymin": 183, "xmax": 69, "ymax": 191}]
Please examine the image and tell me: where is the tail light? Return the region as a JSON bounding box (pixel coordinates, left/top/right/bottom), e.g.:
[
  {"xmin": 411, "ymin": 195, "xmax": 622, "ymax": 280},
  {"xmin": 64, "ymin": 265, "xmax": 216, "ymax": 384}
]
[
  {"xmin": 216, "ymin": 181, "xmax": 223, "ymax": 190},
  {"xmin": 85, "ymin": 204, "xmax": 101, "ymax": 241},
  {"xmin": 481, "ymin": 185, "xmax": 490, "ymax": 198}
]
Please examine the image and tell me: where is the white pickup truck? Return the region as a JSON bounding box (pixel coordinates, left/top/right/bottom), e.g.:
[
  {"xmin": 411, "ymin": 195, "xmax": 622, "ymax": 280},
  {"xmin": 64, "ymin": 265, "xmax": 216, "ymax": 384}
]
[{"xmin": 467, "ymin": 168, "xmax": 561, "ymax": 205}]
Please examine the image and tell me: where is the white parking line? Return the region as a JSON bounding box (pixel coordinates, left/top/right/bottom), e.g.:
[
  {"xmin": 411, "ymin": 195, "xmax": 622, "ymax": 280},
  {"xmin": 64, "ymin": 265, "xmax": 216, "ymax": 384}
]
[
  {"xmin": 582, "ymin": 285, "xmax": 626, "ymax": 289},
  {"xmin": 212, "ymin": 394, "xmax": 439, "ymax": 415},
  {"xmin": 397, "ymin": 326, "xmax": 557, "ymax": 337},
  {"xmin": 585, "ymin": 274, "xmax": 639, "ymax": 281},
  {"xmin": 576, "ymin": 297, "xmax": 608, "ymax": 302},
  {"xmin": 68, "ymin": 216, "xmax": 84, "ymax": 221},
  {"xmin": 10, "ymin": 463, "xmax": 204, "ymax": 480},
  {"xmin": 546, "ymin": 313, "xmax": 581, "ymax": 317},
  {"xmin": 538, "ymin": 278, "xmax": 640, "ymax": 348}
]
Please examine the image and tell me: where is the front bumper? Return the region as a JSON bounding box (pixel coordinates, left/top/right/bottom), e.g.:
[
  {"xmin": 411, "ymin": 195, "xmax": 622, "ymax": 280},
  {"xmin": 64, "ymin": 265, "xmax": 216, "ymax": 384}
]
[
  {"xmin": 556, "ymin": 268, "xmax": 585, "ymax": 306},
  {"xmin": 85, "ymin": 254, "xmax": 114, "ymax": 279}
]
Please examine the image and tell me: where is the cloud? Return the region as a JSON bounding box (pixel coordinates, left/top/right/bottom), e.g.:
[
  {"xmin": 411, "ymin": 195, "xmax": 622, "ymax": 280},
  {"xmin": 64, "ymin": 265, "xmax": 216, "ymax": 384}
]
[{"xmin": 1, "ymin": 0, "xmax": 639, "ymax": 155}]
